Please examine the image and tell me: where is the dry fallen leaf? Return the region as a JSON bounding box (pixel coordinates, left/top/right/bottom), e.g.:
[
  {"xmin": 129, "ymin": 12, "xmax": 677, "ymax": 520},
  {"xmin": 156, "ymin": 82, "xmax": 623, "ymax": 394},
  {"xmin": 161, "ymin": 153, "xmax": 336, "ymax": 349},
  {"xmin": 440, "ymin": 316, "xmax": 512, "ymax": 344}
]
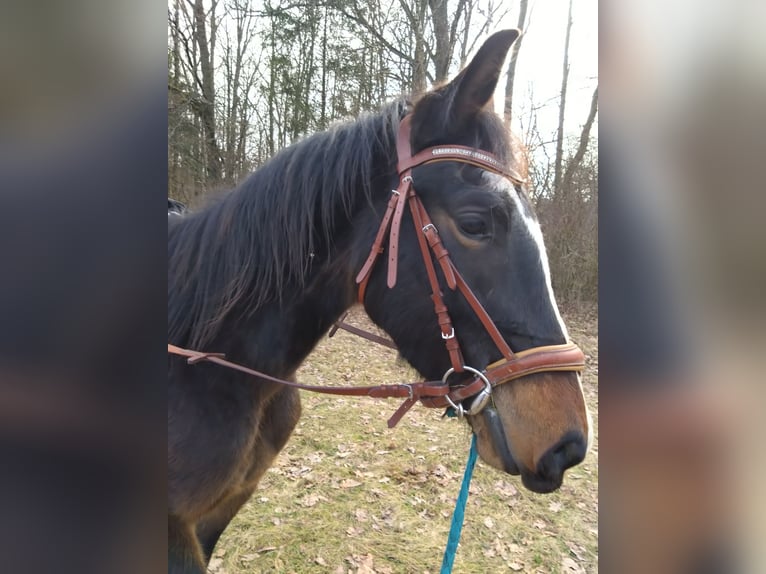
[
  {"xmin": 340, "ymin": 478, "xmax": 362, "ymax": 488},
  {"xmin": 561, "ymin": 556, "xmax": 585, "ymax": 573},
  {"xmin": 493, "ymin": 480, "xmax": 518, "ymax": 497},
  {"xmin": 567, "ymin": 543, "xmax": 585, "ymax": 561},
  {"xmin": 356, "ymin": 554, "xmax": 375, "ymax": 574},
  {"xmin": 299, "ymin": 493, "xmax": 328, "ymax": 507}
]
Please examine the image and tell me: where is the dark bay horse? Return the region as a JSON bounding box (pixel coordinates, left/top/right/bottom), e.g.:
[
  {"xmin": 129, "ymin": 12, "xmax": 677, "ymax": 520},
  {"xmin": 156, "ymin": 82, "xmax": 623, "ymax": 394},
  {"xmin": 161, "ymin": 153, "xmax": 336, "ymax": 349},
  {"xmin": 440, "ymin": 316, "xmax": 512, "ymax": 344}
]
[{"xmin": 168, "ymin": 30, "xmax": 592, "ymax": 573}]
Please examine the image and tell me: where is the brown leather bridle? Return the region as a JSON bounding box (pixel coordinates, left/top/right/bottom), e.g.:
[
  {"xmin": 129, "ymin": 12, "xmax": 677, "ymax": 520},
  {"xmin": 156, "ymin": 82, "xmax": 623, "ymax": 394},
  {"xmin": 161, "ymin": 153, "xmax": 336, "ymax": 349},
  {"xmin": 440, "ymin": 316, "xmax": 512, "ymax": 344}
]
[
  {"xmin": 350, "ymin": 114, "xmax": 585, "ymax": 423},
  {"xmin": 168, "ymin": 114, "xmax": 585, "ymax": 428}
]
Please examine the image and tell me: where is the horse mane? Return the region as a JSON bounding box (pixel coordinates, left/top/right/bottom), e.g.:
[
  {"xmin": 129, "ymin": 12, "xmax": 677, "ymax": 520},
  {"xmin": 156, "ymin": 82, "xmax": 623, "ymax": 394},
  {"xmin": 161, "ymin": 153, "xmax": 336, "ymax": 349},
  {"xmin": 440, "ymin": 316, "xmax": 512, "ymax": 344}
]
[
  {"xmin": 169, "ymin": 97, "xmax": 529, "ymax": 350},
  {"xmin": 169, "ymin": 102, "xmax": 405, "ymax": 348}
]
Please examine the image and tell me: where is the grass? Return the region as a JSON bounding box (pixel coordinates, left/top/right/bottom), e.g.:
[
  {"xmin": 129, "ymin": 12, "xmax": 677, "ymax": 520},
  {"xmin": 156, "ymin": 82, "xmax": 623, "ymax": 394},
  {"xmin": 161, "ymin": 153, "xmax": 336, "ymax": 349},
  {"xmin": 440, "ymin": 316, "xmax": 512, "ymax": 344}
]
[{"xmin": 210, "ymin": 306, "xmax": 598, "ymax": 574}]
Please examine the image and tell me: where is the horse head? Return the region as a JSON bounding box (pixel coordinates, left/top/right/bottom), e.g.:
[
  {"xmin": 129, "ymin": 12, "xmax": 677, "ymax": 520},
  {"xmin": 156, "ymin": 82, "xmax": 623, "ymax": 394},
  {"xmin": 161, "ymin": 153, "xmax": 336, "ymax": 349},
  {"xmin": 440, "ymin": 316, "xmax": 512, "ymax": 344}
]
[{"xmin": 356, "ymin": 30, "xmax": 592, "ymax": 493}]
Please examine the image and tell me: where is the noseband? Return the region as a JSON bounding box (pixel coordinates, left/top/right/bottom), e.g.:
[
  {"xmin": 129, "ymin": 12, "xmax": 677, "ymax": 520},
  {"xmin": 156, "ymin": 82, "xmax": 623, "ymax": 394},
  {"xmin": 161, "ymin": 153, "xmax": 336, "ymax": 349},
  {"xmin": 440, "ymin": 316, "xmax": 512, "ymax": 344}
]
[{"xmin": 354, "ymin": 115, "xmax": 585, "ymax": 422}]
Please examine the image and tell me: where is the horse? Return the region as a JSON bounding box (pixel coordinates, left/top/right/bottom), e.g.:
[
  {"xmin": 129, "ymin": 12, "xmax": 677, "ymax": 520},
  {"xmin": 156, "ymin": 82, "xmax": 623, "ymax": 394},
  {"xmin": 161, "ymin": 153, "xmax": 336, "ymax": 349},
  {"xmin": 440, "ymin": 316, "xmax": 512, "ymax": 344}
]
[{"xmin": 168, "ymin": 30, "xmax": 592, "ymax": 573}]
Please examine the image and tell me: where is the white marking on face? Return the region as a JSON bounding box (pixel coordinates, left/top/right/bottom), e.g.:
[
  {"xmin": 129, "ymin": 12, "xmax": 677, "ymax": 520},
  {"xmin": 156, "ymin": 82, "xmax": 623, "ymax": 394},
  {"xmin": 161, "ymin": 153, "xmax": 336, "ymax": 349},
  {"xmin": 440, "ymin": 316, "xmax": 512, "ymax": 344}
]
[
  {"xmin": 482, "ymin": 172, "xmax": 568, "ymax": 339},
  {"xmin": 484, "ymin": 173, "xmax": 592, "ymax": 455}
]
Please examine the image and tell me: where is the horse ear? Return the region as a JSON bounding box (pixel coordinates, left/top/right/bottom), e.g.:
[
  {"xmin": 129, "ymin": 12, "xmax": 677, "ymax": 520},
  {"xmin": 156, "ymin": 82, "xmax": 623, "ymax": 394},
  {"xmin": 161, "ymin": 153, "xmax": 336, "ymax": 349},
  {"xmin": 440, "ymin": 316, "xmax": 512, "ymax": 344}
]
[{"xmin": 448, "ymin": 29, "xmax": 520, "ymax": 123}]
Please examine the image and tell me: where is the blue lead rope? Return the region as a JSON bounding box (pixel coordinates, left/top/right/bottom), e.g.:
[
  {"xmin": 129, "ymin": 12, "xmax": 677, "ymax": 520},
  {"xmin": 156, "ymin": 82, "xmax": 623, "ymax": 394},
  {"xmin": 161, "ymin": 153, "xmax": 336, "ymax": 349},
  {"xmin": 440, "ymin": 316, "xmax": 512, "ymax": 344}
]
[{"xmin": 440, "ymin": 432, "xmax": 478, "ymax": 574}]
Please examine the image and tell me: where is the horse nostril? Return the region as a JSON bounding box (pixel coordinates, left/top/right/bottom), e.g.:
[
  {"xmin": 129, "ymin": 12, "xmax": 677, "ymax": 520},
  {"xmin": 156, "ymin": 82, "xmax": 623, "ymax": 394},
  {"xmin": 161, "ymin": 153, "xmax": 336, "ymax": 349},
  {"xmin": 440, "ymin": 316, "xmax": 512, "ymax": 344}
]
[{"xmin": 538, "ymin": 432, "xmax": 587, "ymax": 479}]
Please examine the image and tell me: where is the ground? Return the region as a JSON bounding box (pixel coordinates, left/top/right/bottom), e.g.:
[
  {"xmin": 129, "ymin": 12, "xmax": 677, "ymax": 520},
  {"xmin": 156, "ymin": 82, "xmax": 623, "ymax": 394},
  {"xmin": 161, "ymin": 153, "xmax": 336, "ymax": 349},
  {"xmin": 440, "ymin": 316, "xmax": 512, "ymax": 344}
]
[{"xmin": 212, "ymin": 306, "xmax": 598, "ymax": 574}]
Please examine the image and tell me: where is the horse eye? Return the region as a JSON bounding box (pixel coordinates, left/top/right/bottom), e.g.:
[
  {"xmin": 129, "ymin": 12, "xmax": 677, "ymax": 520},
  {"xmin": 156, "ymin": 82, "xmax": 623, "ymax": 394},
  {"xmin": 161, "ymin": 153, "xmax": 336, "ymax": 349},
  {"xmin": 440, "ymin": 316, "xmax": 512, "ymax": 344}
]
[{"xmin": 458, "ymin": 216, "xmax": 489, "ymax": 238}]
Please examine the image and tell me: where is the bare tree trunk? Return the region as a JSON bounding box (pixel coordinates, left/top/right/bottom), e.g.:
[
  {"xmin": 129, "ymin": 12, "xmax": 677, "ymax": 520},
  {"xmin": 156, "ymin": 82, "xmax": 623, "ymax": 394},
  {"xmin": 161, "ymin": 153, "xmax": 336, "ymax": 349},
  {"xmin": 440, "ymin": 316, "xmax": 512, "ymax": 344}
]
[
  {"xmin": 268, "ymin": 19, "xmax": 276, "ymax": 155},
  {"xmin": 169, "ymin": 0, "xmax": 182, "ymax": 196},
  {"xmin": 553, "ymin": 0, "xmax": 573, "ymax": 197},
  {"xmin": 223, "ymin": 4, "xmax": 245, "ymax": 182},
  {"xmin": 193, "ymin": 0, "xmax": 222, "ymax": 181},
  {"xmin": 503, "ymin": 0, "xmax": 528, "ymax": 126},
  {"xmin": 303, "ymin": 11, "xmax": 318, "ymax": 134},
  {"xmin": 320, "ymin": 6, "xmax": 328, "ymax": 128},
  {"xmin": 562, "ymin": 86, "xmax": 598, "ymax": 190},
  {"xmin": 428, "ymin": 0, "xmax": 467, "ymax": 83},
  {"xmin": 459, "ymin": 0, "xmax": 474, "ymax": 66},
  {"xmin": 428, "ymin": 0, "xmax": 451, "ymax": 83},
  {"xmin": 378, "ymin": 36, "xmax": 386, "ymax": 102},
  {"xmin": 172, "ymin": 0, "xmax": 181, "ymax": 81},
  {"xmin": 411, "ymin": 1, "xmax": 429, "ymax": 93}
]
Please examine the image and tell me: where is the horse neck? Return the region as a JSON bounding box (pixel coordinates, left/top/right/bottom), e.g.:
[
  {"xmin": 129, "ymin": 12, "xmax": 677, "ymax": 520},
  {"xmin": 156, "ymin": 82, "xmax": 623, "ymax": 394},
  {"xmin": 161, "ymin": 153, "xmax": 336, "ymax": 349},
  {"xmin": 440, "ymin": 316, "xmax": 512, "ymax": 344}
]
[
  {"xmin": 214, "ymin": 180, "xmax": 390, "ymax": 379},
  {"xmin": 278, "ymin": 260, "xmax": 359, "ymax": 371},
  {"xmin": 233, "ymin": 124, "xmax": 397, "ymax": 375},
  {"xmin": 194, "ymin": 242, "xmax": 357, "ymax": 381}
]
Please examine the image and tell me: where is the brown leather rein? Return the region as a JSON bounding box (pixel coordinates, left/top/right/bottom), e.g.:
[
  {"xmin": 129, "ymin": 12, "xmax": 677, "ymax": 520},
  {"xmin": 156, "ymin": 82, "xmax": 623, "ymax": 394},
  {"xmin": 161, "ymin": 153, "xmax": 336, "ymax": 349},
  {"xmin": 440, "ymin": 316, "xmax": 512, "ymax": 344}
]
[{"xmin": 168, "ymin": 114, "xmax": 585, "ymax": 428}]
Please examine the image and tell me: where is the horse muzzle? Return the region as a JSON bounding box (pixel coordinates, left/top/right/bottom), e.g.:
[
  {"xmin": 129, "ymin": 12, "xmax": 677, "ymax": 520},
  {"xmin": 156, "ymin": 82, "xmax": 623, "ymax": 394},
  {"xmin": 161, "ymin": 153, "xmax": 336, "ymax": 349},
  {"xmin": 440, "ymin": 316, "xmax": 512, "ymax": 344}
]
[{"xmin": 455, "ymin": 344, "xmax": 587, "ymax": 491}]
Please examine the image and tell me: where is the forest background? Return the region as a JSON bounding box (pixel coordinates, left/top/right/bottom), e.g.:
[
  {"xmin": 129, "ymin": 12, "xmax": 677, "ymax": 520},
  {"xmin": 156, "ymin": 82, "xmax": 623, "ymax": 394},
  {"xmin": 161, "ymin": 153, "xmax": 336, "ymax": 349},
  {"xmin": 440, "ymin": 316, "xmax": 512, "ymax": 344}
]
[{"xmin": 167, "ymin": 0, "xmax": 598, "ymax": 303}]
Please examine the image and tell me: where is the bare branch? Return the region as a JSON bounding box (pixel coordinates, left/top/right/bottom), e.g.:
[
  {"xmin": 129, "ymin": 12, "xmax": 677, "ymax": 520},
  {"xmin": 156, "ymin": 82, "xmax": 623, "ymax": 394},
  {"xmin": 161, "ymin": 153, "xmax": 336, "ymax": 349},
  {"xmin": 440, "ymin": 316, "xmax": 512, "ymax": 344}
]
[
  {"xmin": 562, "ymin": 86, "xmax": 598, "ymax": 190},
  {"xmin": 331, "ymin": 5, "xmax": 413, "ymax": 64},
  {"xmin": 553, "ymin": 0, "xmax": 574, "ymax": 197}
]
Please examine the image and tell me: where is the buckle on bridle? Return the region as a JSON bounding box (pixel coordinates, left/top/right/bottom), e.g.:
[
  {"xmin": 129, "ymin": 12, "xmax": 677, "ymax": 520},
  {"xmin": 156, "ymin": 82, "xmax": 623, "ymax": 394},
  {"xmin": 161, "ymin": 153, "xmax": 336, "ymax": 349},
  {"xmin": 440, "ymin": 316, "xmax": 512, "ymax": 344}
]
[
  {"xmin": 441, "ymin": 327, "xmax": 455, "ymax": 340},
  {"xmin": 442, "ymin": 365, "xmax": 493, "ymax": 418},
  {"xmin": 422, "ymin": 223, "xmax": 437, "ymax": 234}
]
